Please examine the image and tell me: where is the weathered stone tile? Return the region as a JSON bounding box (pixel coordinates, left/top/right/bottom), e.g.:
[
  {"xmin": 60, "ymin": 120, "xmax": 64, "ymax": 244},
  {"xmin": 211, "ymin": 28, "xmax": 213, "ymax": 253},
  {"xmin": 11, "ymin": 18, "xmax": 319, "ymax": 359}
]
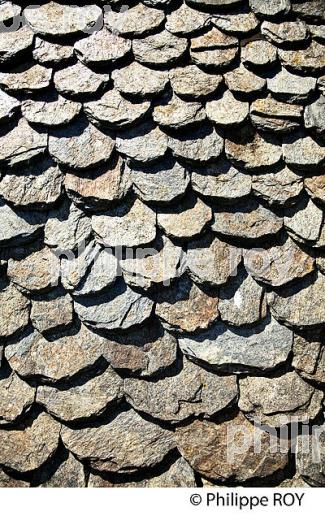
[
  {"xmin": 0, "ymin": 64, "xmax": 51, "ymax": 94},
  {"xmin": 296, "ymin": 430, "xmax": 325, "ymax": 487},
  {"xmin": 7, "ymin": 247, "xmax": 60, "ymax": 294},
  {"xmin": 65, "ymin": 156, "xmax": 131, "ymax": 210},
  {"xmin": 39, "ymin": 452, "xmax": 85, "ymax": 488},
  {"xmin": 37, "ymin": 366, "xmax": 123, "ymax": 422},
  {"xmin": 279, "ymin": 41, "xmax": 325, "ymax": 74},
  {"xmin": 74, "ymin": 280, "xmax": 154, "ymax": 331},
  {"xmin": 186, "ymin": 234, "xmax": 242, "ymax": 287},
  {"xmin": 73, "ymin": 249, "xmax": 118, "ymax": 297},
  {"xmin": 133, "ymin": 30, "xmax": 188, "ymax": 66},
  {"xmin": 0, "ymin": 26, "xmax": 34, "ymax": 64},
  {"xmin": 293, "ymin": 333, "xmax": 325, "ymax": 384},
  {"xmin": 33, "ymin": 37, "xmax": 74, "ymax": 65},
  {"xmin": 153, "ymin": 94, "xmax": 206, "ymax": 129},
  {"xmin": 61, "ymin": 409, "xmax": 176, "ymax": 473},
  {"xmin": 191, "ymin": 158, "xmax": 251, "ymax": 200},
  {"xmin": 92, "ymin": 197, "xmax": 156, "ymax": 247},
  {"xmin": 175, "ymin": 412, "xmax": 289, "ymax": 483},
  {"xmin": 304, "ymin": 95, "xmax": 325, "ymax": 134},
  {"xmin": 155, "ymin": 276, "xmax": 219, "ymax": 333},
  {"xmin": 225, "ymin": 127, "xmax": 282, "ymax": 170},
  {"xmin": 54, "ymin": 62, "xmax": 110, "ymax": 98},
  {"xmin": 24, "ymin": 3, "xmax": 103, "ymax": 37},
  {"xmin": 0, "ymin": 89, "xmax": 20, "ymax": 124},
  {"xmin": 239, "ymin": 371, "xmax": 323, "ymax": 426},
  {"xmin": 213, "ymin": 199, "xmax": 283, "ymax": 240},
  {"xmin": 112, "ymin": 62, "xmax": 168, "ymax": 99},
  {"xmin": 0, "ymin": 370, "xmax": 35, "ymax": 425},
  {"xmin": 284, "ymin": 197, "xmax": 323, "ymax": 244},
  {"xmin": 0, "ymin": 283, "xmax": 30, "ymax": 339},
  {"xmin": 250, "ymin": 95, "xmax": 302, "ymax": 133},
  {"xmin": 213, "ymin": 10, "xmax": 259, "ymax": 35},
  {"xmin": 106, "ymin": 3, "xmax": 165, "ymax": 37},
  {"xmin": 124, "ymin": 357, "xmax": 237, "ymax": 422},
  {"xmin": 252, "ymin": 166, "xmax": 303, "ymax": 206},
  {"xmin": 168, "ymin": 125, "xmax": 224, "ymax": 163},
  {"xmin": 49, "ymin": 120, "xmax": 115, "ymax": 170},
  {"xmin": 224, "ymin": 65, "xmax": 266, "ymax": 97},
  {"xmin": 261, "ymin": 20, "xmax": 309, "ymax": 47},
  {"xmin": 74, "ymin": 28, "xmax": 131, "ymax": 66},
  {"xmin": 169, "ymin": 65, "xmax": 223, "ymax": 100},
  {"xmin": 249, "ymin": 0, "xmax": 291, "ymax": 17},
  {"xmin": 116, "ymin": 122, "xmax": 168, "ymax": 164},
  {"xmin": 0, "ymin": 201, "xmax": 46, "ymax": 247},
  {"xmin": 241, "ymin": 40, "xmax": 278, "ymax": 68},
  {"xmin": 45, "ymin": 200, "xmax": 92, "ymax": 252},
  {"xmin": 31, "ymin": 290, "xmax": 74, "ymax": 334},
  {"xmin": 5, "ymin": 324, "xmax": 107, "ymax": 383},
  {"xmin": 0, "ymin": 118, "xmax": 47, "ymax": 167},
  {"xmin": 60, "ymin": 240, "xmax": 101, "ymax": 291},
  {"xmin": 268, "ymin": 272, "xmax": 325, "ymax": 328},
  {"xmin": 243, "ymin": 235, "xmax": 315, "ymax": 287},
  {"xmin": 179, "ymin": 315, "xmax": 293, "ymax": 372},
  {"xmin": 157, "ymin": 195, "xmax": 212, "ymax": 240},
  {"xmin": 291, "ymin": 0, "xmax": 325, "ymax": 22},
  {"xmin": 130, "ymin": 156, "xmax": 190, "ymax": 204},
  {"xmin": 305, "ymin": 174, "xmax": 325, "ymax": 204},
  {"xmin": 22, "ymin": 93, "xmax": 81, "ymax": 127},
  {"xmin": 166, "ymin": 4, "xmax": 210, "ymax": 36},
  {"xmin": 0, "ymin": 469, "xmax": 29, "ymax": 488},
  {"xmin": 268, "ymin": 68, "xmax": 317, "ymax": 103},
  {"xmin": 0, "ymin": 412, "xmax": 61, "ymax": 473},
  {"xmin": 206, "ymin": 90, "xmax": 249, "ymax": 127}
]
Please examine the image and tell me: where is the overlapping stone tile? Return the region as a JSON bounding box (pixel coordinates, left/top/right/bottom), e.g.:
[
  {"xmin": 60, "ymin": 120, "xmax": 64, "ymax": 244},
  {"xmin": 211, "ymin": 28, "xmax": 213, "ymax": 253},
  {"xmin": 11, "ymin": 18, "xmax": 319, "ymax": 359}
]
[{"xmin": 0, "ymin": 370, "xmax": 35, "ymax": 425}]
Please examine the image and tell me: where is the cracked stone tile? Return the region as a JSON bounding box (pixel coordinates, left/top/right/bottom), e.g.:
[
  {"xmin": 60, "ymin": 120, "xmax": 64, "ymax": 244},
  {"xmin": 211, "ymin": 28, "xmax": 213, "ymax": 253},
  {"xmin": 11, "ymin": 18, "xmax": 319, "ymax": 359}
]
[
  {"xmin": 61, "ymin": 408, "xmax": 176, "ymax": 473},
  {"xmin": 74, "ymin": 280, "xmax": 154, "ymax": 331},
  {"xmin": 292, "ymin": 333, "xmax": 325, "ymax": 384},
  {"xmin": 212, "ymin": 10, "xmax": 259, "ymax": 35},
  {"xmin": 0, "ymin": 283, "xmax": 30, "ymax": 339},
  {"xmin": 155, "ymin": 276, "xmax": 219, "ymax": 333},
  {"xmin": 191, "ymin": 158, "xmax": 252, "ymax": 200},
  {"xmin": 261, "ymin": 20, "xmax": 309, "ymax": 47},
  {"xmin": 88, "ymin": 457, "xmax": 196, "ymax": 487},
  {"xmin": 37, "ymin": 366, "xmax": 123, "ymax": 423},
  {"xmin": 74, "ymin": 27, "xmax": 131, "ymax": 66},
  {"xmin": 179, "ymin": 315, "xmax": 293, "ymax": 372},
  {"xmin": 304, "ymin": 95, "xmax": 325, "ymax": 134},
  {"xmin": 250, "ymin": 95, "xmax": 302, "ymax": 133},
  {"xmin": 124, "ymin": 357, "xmax": 237, "ymax": 422},
  {"xmin": 191, "ymin": 26, "xmax": 238, "ymax": 50},
  {"xmin": 252, "ymin": 165, "xmax": 303, "ymax": 206},
  {"xmin": 33, "ymin": 37, "xmax": 74, "ymax": 65},
  {"xmin": 207, "ymin": 89, "xmax": 249, "ymax": 127},
  {"xmin": 22, "ymin": 93, "xmax": 81, "ymax": 127},
  {"xmin": 284, "ymin": 197, "xmax": 323, "ymax": 244},
  {"xmin": 305, "ymin": 174, "xmax": 325, "ymax": 204},
  {"xmin": 169, "ymin": 65, "xmax": 223, "ymax": 100},
  {"xmin": 153, "ymin": 94, "xmax": 206, "ymax": 130},
  {"xmin": 213, "ymin": 199, "xmax": 283, "ymax": 240},
  {"xmin": 92, "ymin": 197, "xmax": 156, "ymax": 248},
  {"xmin": 39, "ymin": 452, "xmax": 85, "ymax": 488},
  {"xmin": 186, "ymin": 234, "xmax": 242, "ymax": 287},
  {"xmin": 130, "ymin": 156, "xmax": 190, "ymax": 204},
  {"xmin": 7, "ymin": 247, "xmax": 60, "ymax": 294},
  {"xmin": 218, "ymin": 268, "xmax": 267, "ymax": 326},
  {"xmin": 243, "ymin": 234, "xmax": 315, "ymax": 287},
  {"xmin": 49, "ymin": 120, "xmax": 115, "ymax": 170},
  {"xmin": 31, "ymin": 290, "xmax": 73, "ymax": 334},
  {"xmin": 0, "ymin": 201, "xmax": 46, "ymax": 247},
  {"xmin": 65, "ymin": 156, "xmax": 131, "ymax": 210},
  {"xmin": 45, "ymin": 200, "xmax": 92, "ymax": 252},
  {"xmin": 101, "ymin": 321, "xmax": 178, "ymax": 377},
  {"xmin": 168, "ymin": 124, "xmax": 224, "ymax": 163},
  {"xmin": 133, "ymin": 30, "xmax": 188, "ymax": 66},
  {"xmin": 0, "ymin": 370, "xmax": 35, "ymax": 425},
  {"xmin": 190, "ymin": 41, "xmax": 238, "ymax": 70},
  {"xmin": 224, "ymin": 65, "xmax": 266, "ymax": 97},
  {"xmin": 268, "ymin": 272, "xmax": 325, "ymax": 328},
  {"xmin": 54, "ymin": 62, "xmax": 110, "ymax": 99},
  {"xmin": 268, "ymin": 68, "xmax": 317, "ymax": 103},
  {"xmin": 296, "ymin": 430, "xmax": 325, "ymax": 487},
  {"xmin": 239, "ymin": 371, "xmax": 323, "ymax": 426},
  {"xmin": 0, "ymin": 412, "xmax": 61, "ymax": 474},
  {"xmin": 157, "ymin": 195, "xmax": 212, "ymax": 240},
  {"xmin": 84, "ymin": 89, "xmax": 151, "ymax": 129},
  {"xmin": 166, "ymin": 3, "xmax": 210, "ymax": 36},
  {"xmin": 225, "ymin": 127, "xmax": 282, "ymax": 170},
  {"xmin": 0, "ymin": 157, "xmax": 63, "ymax": 209},
  {"xmin": 24, "ymin": 2, "xmax": 103, "ymax": 37},
  {"xmin": 0, "ymin": 89, "xmax": 20, "ymax": 124},
  {"xmin": 73, "ymin": 249, "xmax": 118, "ymax": 296},
  {"xmin": 60, "ymin": 240, "xmax": 101, "ymax": 291},
  {"xmin": 0, "ymin": 63, "xmax": 51, "ymax": 94},
  {"xmin": 279, "ymin": 40, "xmax": 325, "ymax": 74},
  {"xmin": 241, "ymin": 40, "xmax": 278, "ymax": 68},
  {"xmin": 5, "ymin": 324, "xmax": 107, "ymax": 383},
  {"xmin": 249, "ymin": 0, "xmax": 291, "ymax": 17},
  {"xmin": 105, "ymin": 3, "xmax": 165, "ymax": 37},
  {"xmin": 112, "ymin": 62, "xmax": 168, "ymax": 98},
  {"xmin": 116, "ymin": 122, "xmax": 168, "ymax": 164},
  {"xmin": 121, "ymin": 236, "xmax": 184, "ymax": 290},
  {"xmin": 0, "ymin": 26, "xmax": 34, "ymax": 64},
  {"xmin": 0, "ymin": 118, "xmax": 47, "ymax": 167},
  {"xmin": 175, "ymin": 412, "xmax": 289, "ymax": 483}
]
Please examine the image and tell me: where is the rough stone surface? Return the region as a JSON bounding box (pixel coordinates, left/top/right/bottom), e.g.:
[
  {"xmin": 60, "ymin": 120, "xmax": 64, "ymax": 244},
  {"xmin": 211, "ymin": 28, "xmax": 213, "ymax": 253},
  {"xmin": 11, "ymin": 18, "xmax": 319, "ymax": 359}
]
[{"xmin": 0, "ymin": 284, "xmax": 30, "ymax": 338}]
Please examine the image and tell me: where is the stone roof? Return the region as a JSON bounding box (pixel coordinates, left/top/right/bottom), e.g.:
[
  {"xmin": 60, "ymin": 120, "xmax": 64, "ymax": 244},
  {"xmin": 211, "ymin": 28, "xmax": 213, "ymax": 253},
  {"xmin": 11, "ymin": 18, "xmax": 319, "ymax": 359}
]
[{"xmin": 0, "ymin": 0, "xmax": 324, "ymax": 488}]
